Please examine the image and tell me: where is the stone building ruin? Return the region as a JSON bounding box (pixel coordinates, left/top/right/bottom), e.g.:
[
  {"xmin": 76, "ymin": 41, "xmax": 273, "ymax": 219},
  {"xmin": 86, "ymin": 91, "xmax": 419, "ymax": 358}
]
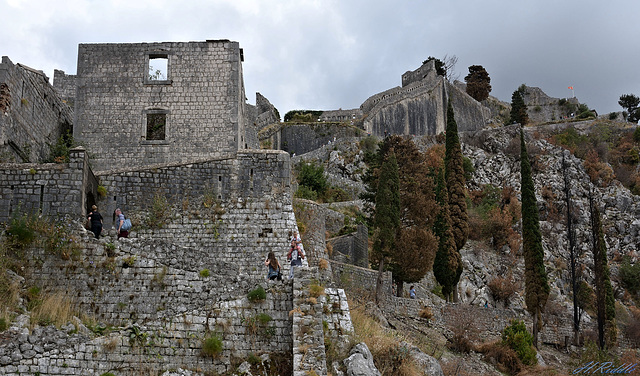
[{"xmin": 56, "ymin": 40, "xmax": 257, "ymax": 172}]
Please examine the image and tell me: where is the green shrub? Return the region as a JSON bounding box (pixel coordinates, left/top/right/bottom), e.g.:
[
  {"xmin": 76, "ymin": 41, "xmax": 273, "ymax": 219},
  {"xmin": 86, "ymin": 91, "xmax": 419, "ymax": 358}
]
[
  {"xmin": 199, "ymin": 269, "xmax": 210, "ymax": 278},
  {"xmin": 502, "ymin": 320, "xmax": 537, "ymax": 366},
  {"xmin": 295, "ymin": 185, "xmax": 318, "ymax": 201},
  {"xmin": 619, "ymin": 257, "xmax": 640, "ymax": 295},
  {"xmin": 634, "ymin": 127, "xmax": 640, "ymax": 143},
  {"xmin": 462, "ymin": 156, "xmax": 475, "ymax": 180},
  {"xmin": 122, "ymin": 256, "xmax": 136, "ymax": 268},
  {"xmin": 431, "ymin": 284, "xmax": 445, "ymax": 299},
  {"xmin": 473, "ymin": 184, "xmax": 501, "ymax": 219},
  {"xmin": 256, "ymin": 313, "xmax": 272, "ymax": 325},
  {"xmin": 321, "ymin": 186, "xmax": 351, "ymax": 203},
  {"xmin": 359, "ymin": 135, "xmax": 379, "ymax": 155},
  {"xmin": 6, "ymin": 213, "xmax": 35, "ymax": 245},
  {"xmin": 44, "ymin": 220, "xmax": 82, "ymax": 260},
  {"xmin": 97, "ymin": 185, "xmax": 107, "ymax": 198},
  {"xmin": 247, "ymin": 286, "xmax": 266, "ymax": 302},
  {"xmin": 46, "ymin": 132, "xmax": 76, "ymax": 163},
  {"xmin": 201, "ymin": 334, "xmax": 223, "ymax": 358},
  {"xmin": 298, "ymin": 161, "xmax": 327, "ymax": 195},
  {"xmin": 247, "ymin": 352, "xmax": 261, "ymax": 365},
  {"xmin": 99, "ymin": 373, "xmax": 116, "ymax": 376},
  {"xmin": 147, "ymin": 192, "xmax": 169, "ymax": 229}
]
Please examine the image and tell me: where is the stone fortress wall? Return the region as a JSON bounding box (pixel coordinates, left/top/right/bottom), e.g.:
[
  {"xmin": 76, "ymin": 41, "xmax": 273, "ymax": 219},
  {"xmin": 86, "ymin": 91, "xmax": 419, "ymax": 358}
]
[
  {"xmin": 72, "ymin": 40, "xmax": 250, "ymax": 172},
  {"xmin": 318, "ymin": 108, "xmax": 363, "ymax": 123},
  {"xmin": 52, "ymin": 69, "xmax": 77, "ymax": 109},
  {"xmin": 0, "ymin": 39, "xmax": 358, "ymax": 375},
  {"xmin": 0, "ymin": 148, "xmax": 96, "ymax": 224},
  {"xmin": 0, "ymin": 145, "xmax": 362, "ymax": 375},
  {"xmin": 0, "ymin": 57, "xmax": 73, "ymax": 163},
  {"xmin": 360, "ymin": 60, "xmax": 491, "ymax": 137}
]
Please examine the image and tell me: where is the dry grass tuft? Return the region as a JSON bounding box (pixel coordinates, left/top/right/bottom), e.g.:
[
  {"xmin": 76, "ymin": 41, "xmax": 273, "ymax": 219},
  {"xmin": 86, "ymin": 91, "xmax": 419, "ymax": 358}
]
[
  {"xmin": 318, "ymin": 258, "xmax": 329, "ymax": 270},
  {"xmin": 350, "ymin": 303, "xmax": 423, "ymax": 376},
  {"xmin": 102, "ymin": 336, "xmax": 119, "ymax": 352},
  {"xmin": 418, "ymin": 306, "xmax": 433, "ymax": 320},
  {"xmin": 30, "ymin": 291, "xmax": 76, "ymax": 329},
  {"xmin": 289, "ymin": 307, "xmax": 304, "ymax": 317},
  {"xmin": 309, "ymin": 282, "xmax": 325, "ymax": 298},
  {"xmin": 477, "ymin": 340, "xmax": 523, "ymax": 375}
]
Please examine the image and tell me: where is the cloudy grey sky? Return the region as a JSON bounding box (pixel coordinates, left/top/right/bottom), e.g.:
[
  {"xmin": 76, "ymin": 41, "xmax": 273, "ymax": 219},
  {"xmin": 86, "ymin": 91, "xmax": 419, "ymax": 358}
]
[{"xmin": 2, "ymin": 0, "xmax": 638, "ymax": 116}]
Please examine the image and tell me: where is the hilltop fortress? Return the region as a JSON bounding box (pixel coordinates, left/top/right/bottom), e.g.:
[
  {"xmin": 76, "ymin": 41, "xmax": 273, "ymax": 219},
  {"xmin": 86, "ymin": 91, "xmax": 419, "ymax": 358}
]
[{"xmin": 0, "ymin": 40, "xmax": 605, "ymax": 375}]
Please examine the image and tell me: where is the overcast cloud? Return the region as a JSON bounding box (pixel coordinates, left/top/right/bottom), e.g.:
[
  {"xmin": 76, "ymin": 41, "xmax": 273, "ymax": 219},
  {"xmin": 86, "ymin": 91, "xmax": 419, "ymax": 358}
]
[{"xmin": 1, "ymin": 0, "xmax": 638, "ymax": 115}]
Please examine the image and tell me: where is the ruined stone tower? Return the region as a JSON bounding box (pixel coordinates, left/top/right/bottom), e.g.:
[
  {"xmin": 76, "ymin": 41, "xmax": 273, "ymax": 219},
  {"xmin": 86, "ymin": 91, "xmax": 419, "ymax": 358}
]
[{"xmin": 67, "ymin": 40, "xmax": 252, "ymax": 172}]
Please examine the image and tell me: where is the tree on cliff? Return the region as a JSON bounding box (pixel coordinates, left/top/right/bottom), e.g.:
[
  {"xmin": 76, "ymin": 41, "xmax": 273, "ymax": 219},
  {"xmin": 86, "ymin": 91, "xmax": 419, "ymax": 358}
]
[
  {"xmin": 464, "ymin": 65, "xmax": 492, "ymax": 102},
  {"xmin": 618, "ymin": 94, "xmax": 640, "ymax": 123},
  {"xmin": 423, "ymin": 55, "xmax": 459, "ymax": 82},
  {"xmin": 520, "ymin": 128, "xmax": 549, "ymax": 348},
  {"xmin": 362, "ymin": 136, "xmax": 438, "ymax": 297},
  {"xmin": 444, "ymin": 99, "xmax": 469, "ymax": 254},
  {"xmin": 372, "ymin": 151, "xmax": 400, "ymax": 304},
  {"xmin": 510, "ymin": 88, "xmax": 529, "ymax": 125},
  {"xmin": 563, "ymin": 152, "xmax": 584, "ymax": 345},
  {"xmin": 433, "ymin": 165, "xmax": 462, "ymax": 302},
  {"xmin": 590, "ymin": 192, "xmax": 616, "ymax": 349}
]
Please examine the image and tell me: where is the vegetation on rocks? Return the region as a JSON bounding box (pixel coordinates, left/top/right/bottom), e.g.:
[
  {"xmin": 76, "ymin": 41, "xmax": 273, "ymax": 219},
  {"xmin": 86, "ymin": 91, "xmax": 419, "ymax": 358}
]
[{"xmin": 520, "ymin": 128, "xmax": 549, "ymax": 348}]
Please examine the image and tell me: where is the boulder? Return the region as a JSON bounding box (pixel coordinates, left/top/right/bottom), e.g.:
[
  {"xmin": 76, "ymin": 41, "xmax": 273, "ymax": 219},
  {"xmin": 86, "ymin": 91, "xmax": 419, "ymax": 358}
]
[
  {"xmin": 402, "ymin": 341, "xmax": 444, "ymax": 376},
  {"xmin": 343, "ymin": 342, "xmax": 381, "ymax": 376}
]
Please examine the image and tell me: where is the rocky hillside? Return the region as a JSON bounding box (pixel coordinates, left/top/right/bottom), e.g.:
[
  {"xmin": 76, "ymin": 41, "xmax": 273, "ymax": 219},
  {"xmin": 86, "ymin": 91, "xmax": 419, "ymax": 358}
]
[{"xmin": 291, "ymin": 118, "xmax": 640, "ymax": 374}]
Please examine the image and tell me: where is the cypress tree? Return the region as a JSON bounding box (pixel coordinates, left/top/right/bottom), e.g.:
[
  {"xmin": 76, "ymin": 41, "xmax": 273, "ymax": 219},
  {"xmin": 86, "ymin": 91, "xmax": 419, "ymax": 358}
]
[
  {"xmin": 444, "ymin": 99, "xmax": 467, "ymax": 301},
  {"xmin": 564, "ymin": 152, "xmax": 583, "ymax": 345},
  {"xmin": 464, "ymin": 65, "xmax": 492, "ymax": 102},
  {"xmin": 444, "ymin": 99, "xmax": 469, "ymax": 252},
  {"xmin": 372, "ymin": 151, "xmax": 400, "ymax": 304},
  {"xmin": 590, "ymin": 194, "xmax": 617, "ymax": 349},
  {"xmin": 510, "ymin": 88, "xmax": 529, "ymax": 125},
  {"xmin": 433, "ymin": 165, "xmax": 462, "ymax": 302},
  {"xmin": 362, "ymin": 136, "xmax": 438, "ymax": 296},
  {"xmin": 520, "ymin": 128, "xmax": 549, "ymax": 348}
]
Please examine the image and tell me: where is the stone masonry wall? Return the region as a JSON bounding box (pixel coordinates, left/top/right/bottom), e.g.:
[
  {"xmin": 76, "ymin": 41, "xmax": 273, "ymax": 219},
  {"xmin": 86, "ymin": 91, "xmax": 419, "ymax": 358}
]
[
  {"xmin": 327, "ymin": 223, "xmax": 368, "ymax": 268},
  {"xmin": 319, "ymin": 109, "xmax": 363, "ymax": 123},
  {"xmin": 1, "ymin": 234, "xmax": 293, "ymax": 375},
  {"xmin": 329, "ymin": 260, "xmax": 392, "ymax": 299},
  {"xmin": 360, "ymin": 62, "xmax": 489, "ymax": 137},
  {"xmin": 93, "ymin": 150, "xmax": 298, "ymax": 278},
  {"xmin": 0, "ymin": 56, "xmax": 73, "ymax": 163},
  {"xmin": 73, "ymin": 40, "xmax": 247, "ymax": 172},
  {"xmin": 52, "ymin": 69, "xmax": 77, "ymax": 109},
  {"xmin": 0, "ymin": 148, "xmax": 94, "ymax": 224},
  {"xmin": 262, "ymin": 123, "xmax": 363, "ymax": 156}
]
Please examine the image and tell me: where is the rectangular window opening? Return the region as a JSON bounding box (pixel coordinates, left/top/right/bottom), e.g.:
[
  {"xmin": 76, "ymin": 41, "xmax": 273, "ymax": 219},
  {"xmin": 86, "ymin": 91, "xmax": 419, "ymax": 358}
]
[
  {"xmin": 147, "ymin": 113, "xmax": 166, "ymax": 140},
  {"xmin": 148, "ymin": 55, "xmax": 168, "ymax": 81}
]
